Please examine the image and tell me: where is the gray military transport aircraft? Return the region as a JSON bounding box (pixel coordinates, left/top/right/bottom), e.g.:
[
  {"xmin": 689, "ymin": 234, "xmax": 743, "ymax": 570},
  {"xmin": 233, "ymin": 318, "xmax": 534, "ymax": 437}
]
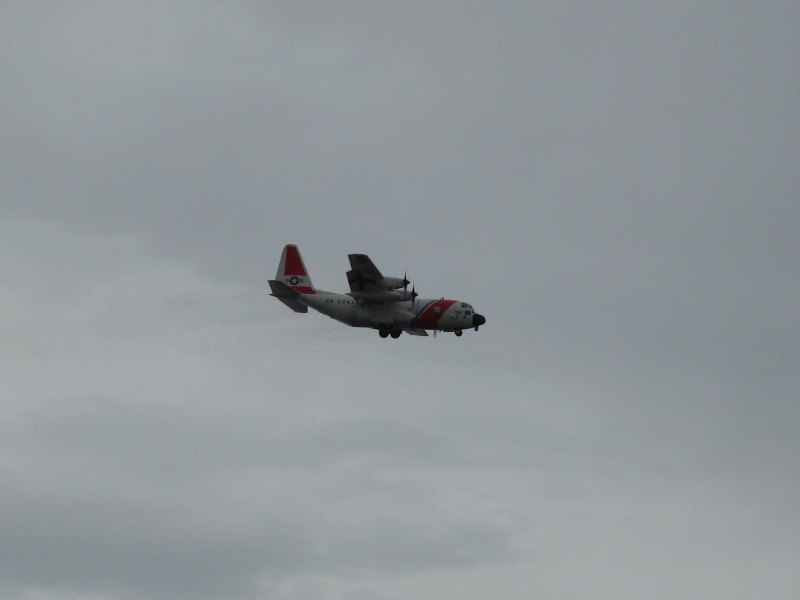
[{"xmin": 269, "ymin": 244, "xmax": 486, "ymax": 338}]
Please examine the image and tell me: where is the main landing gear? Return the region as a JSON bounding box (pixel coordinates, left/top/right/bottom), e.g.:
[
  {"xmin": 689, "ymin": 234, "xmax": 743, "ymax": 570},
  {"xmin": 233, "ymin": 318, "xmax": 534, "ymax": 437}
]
[
  {"xmin": 378, "ymin": 327, "xmax": 401, "ymax": 339},
  {"xmin": 454, "ymin": 329, "xmax": 463, "ymax": 336}
]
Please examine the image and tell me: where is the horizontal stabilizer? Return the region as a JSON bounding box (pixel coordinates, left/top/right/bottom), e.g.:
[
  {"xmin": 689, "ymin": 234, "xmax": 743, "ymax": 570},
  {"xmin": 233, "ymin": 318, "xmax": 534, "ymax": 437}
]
[{"xmin": 269, "ymin": 280, "xmax": 308, "ymax": 313}]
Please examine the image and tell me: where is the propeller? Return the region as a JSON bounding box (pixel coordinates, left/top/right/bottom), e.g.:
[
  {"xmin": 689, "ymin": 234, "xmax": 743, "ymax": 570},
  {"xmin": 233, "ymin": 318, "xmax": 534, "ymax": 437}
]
[{"xmin": 403, "ymin": 272, "xmax": 418, "ymax": 306}]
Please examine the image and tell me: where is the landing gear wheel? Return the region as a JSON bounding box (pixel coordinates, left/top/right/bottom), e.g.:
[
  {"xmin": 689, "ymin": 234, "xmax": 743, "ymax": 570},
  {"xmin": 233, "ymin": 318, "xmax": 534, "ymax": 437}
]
[
  {"xmin": 454, "ymin": 329, "xmax": 463, "ymax": 336},
  {"xmin": 390, "ymin": 331, "xmax": 401, "ymax": 339},
  {"xmin": 379, "ymin": 329, "xmax": 389, "ymax": 338}
]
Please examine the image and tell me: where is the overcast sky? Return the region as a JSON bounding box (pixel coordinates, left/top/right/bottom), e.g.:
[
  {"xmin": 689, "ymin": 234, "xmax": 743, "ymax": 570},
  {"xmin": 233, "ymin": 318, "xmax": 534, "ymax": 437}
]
[{"xmin": 2, "ymin": 2, "xmax": 799, "ymax": 599}]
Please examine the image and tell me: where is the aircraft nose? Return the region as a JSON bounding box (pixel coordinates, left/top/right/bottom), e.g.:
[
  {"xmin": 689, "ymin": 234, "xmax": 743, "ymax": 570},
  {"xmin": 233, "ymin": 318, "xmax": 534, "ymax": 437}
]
[{"xmin": 472, "ymin": 313, "xmax": 486, "ymax": 329}]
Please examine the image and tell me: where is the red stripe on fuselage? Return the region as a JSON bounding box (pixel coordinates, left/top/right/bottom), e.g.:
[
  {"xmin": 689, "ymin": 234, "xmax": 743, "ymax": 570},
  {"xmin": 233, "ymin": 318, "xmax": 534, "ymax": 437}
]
[
  {"xmin": 284, "ymin": 246, "xmax": 307, "ymax": 276},
  {"xmin": 414, "ymin": 299, "xmax": 457, "ymax": 329},
  {"xmin": 294, "ymin": 286, "xmax": 316, "ymax": 294}
]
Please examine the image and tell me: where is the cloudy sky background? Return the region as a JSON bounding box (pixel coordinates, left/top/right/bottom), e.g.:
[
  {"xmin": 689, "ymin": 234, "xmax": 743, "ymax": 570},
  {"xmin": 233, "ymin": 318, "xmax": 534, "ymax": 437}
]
[{"xmin": 2, "ymin": 2, "xmax": 799, "ymax": 599}]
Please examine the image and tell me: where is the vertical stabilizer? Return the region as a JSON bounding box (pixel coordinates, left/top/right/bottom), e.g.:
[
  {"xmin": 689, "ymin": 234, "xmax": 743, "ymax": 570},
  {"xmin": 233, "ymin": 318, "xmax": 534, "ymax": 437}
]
[{"xmin": 275, "ymin": 244, "xmax": 316, "ymax": 294}]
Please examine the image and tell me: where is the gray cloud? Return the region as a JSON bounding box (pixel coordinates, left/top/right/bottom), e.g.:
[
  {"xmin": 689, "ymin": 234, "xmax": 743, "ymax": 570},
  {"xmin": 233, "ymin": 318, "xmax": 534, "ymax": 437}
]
[{"xmin": 2, "ymin": 2, "xmax": 799, "ymax": 599}]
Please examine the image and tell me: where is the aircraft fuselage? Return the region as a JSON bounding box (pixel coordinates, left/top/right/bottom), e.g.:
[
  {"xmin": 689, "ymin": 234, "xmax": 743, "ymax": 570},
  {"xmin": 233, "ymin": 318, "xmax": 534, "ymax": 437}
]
[{"xmin": 301, "ymin": 292, "xmax": 479, "ymax": 333}]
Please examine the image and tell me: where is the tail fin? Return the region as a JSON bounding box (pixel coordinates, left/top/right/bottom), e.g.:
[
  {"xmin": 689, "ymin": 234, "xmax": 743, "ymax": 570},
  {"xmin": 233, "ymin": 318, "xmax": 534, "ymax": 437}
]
[{"xmin": 274, "ymin": 244, "xmax": 316, "ymax": 294}]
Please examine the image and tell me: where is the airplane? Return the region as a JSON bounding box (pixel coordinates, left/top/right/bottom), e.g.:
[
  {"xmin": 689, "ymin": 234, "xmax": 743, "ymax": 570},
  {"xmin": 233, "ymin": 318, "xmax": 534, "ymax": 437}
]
[{"xmin": 269, "ymin": 244, "xmax": 486, "ymax": 338}]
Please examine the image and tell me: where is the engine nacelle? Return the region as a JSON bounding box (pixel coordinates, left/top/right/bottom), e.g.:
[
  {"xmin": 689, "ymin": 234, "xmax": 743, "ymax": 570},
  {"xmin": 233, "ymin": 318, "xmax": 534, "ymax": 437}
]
[
  {"xmin": 398, "ymin": 288, "xmax": 418, "ymax": 301},
  {"xmin": 377, "ymin": 276, "xmax": 407, "ymax": 290},
  {"xmin": 348, "ymin": 289, "xmax": 416, "ymax": 301}
]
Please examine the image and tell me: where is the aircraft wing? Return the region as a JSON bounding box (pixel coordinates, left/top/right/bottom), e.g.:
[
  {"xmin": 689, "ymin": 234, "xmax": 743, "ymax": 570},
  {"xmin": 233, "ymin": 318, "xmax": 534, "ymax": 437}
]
[{"xmin": 347, "ymin": 254, "xmax": 385, "ymax": 292}]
